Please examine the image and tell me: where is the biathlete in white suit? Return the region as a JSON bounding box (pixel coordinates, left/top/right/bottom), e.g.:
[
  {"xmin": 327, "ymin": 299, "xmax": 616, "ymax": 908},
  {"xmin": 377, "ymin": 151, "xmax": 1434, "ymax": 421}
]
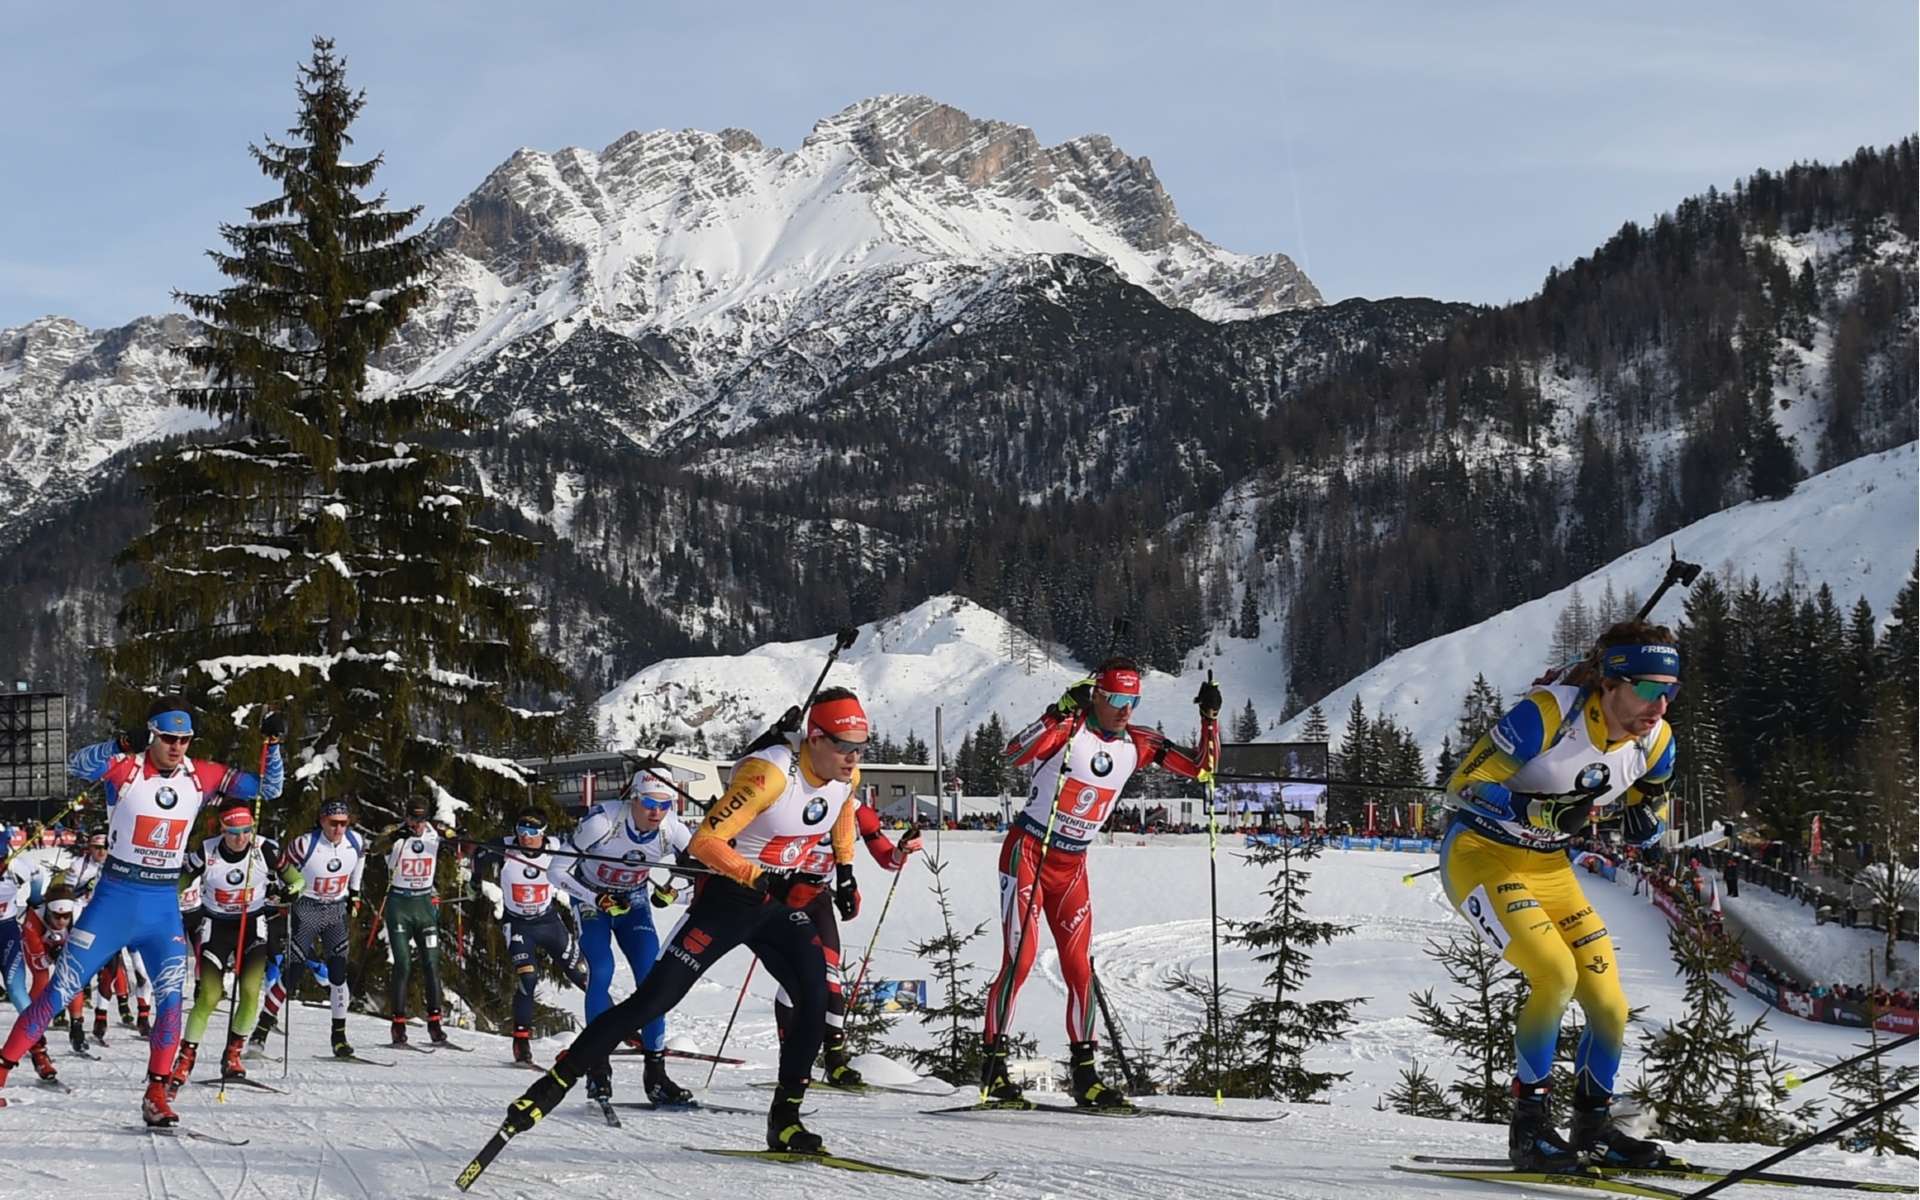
[
  {"xmin": 980, "ymin": 658, "xmax": 1219, "ymax": 1109},
  {"xmin": 0, "ymin": 695, "xmax": 285, "ymax": 1127},
  {"xmin": 549, "ymin": 771, "xmax": 694, "ymax": 1105},
  {"xmin": 252, "ymin": 797, "xmax": 368, "ymax": 1057},
  {"xmin": 470, "ymin": 808, "xmax": 588, "ymax": 1068}
]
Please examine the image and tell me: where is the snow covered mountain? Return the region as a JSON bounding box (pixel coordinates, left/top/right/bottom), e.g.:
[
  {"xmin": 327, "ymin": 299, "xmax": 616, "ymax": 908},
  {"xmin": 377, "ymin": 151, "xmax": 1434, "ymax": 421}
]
[
  {"xmin": 401, "ymin": 94, "xmax": 1319, "ymax": 446},
  {"xmin": 597, "ymin": 442, "xmax": 1919, "ymax": 764},
  {"xmin": 0, "ymin": 95, "xmax": 1318, "ymax": 540}
]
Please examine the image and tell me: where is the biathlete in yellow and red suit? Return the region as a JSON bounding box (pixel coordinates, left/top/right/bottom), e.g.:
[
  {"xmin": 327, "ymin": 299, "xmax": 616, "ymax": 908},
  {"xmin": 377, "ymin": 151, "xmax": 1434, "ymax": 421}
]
[
  {"xmin": 979, "ymin": 656, "xmax": 1220, "ymax": 1109},
  {"xmin": 499, "ymin": 688, "xmax": 877, "ymax": 1156},
  {"xmin": 1442, "ymin": 619, "xmax": 1679, "ymax": 1173}
]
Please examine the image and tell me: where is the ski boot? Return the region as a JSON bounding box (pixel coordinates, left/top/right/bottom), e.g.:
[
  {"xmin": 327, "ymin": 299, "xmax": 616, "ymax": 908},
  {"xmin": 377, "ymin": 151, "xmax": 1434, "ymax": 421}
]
[
  {"xmin": 92, "ymin": 1011, "xmax": 109, "ymax": 1043},
  {"xmin": 136, "ymin": 1000, "xmax": 152, "ymax": 1038},
  {"xmin": 427, "ymin": 1010, "xmax": 450, "ymax": 1046},
  {"xmin": 68, "ymin": 1017, "xmax": 89, "ymax": 1054},
  {"xmin": 118, "ymin": 995, "xmax": 137, "ymax": 1027},
  {"xmin": 821, "ymin": 1035, "xmax": 864, "ymax": 1088},
  {"xmin": 766, "ymin": 1081, "xmax": 823, "ymax": 1154},
  {"xmin": 390, "ymin": 1016, "xmax": 410, "ymax": 1046},
  {"xmin": 1068, "ymin": 1040, "xmax": 1129, "ymax": 1109},
  {"xmin": 167, "ymin": 1042, "xmax": 198, "ymax": 1095},
  {"xmin": 331, "ymin": 1018, "xmax": 354, "ymax": 1059},
  {"xmin": 1570, "ymin": 1096, "xmax": 1670, "ymax": 1169},
  {"xmin": 221, "ymin": 1033, "xmax": 248, "ymax": 1080},
  {"xmin": 643, "ymin": 1050, "xmax": 692, "ymax": 1104},
  {"xmin": 503, "ymin": 1057, "xmax": 580, "ymax": 1136},
  {"xmin": 28, "ymin": 1038, "xmax": 58, "ymax": 1083},
  {"xmin": 511, "ymin": 1028, "xmax": 534, "ymax": 1066},
  {"xmin": 0, "ymin": 1056, "xmax": 13, "ymax": 1088},
  {"xmin": 1508, "ymin": 1080, "xmax": 1581, "ymax": 1171},
  {"xmin": 585, "ymin": 1059, "xmax": 614, "ymax": 1104},
  {"xmin": 143, "ymin": 1071, "xmax": 179, "ymax": 1127},
  {"xmin": 249, "ymin": 1012, "xmax": 275, "ymax": 1049},
  {"xmin": 978, "ymin": 1036, "xmax": 1025, "ymax": 1105}
]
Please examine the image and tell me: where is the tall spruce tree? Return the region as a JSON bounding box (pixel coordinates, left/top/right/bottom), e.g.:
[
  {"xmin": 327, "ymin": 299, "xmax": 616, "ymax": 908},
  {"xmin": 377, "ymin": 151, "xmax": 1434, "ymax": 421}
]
[
  {"xmin": 1232, "ymin": 698, "xmax": 1262, "ymax": 743},
  {"xmin": 105, "ymin": 39, "xmax": 568, "ymax": 822}
]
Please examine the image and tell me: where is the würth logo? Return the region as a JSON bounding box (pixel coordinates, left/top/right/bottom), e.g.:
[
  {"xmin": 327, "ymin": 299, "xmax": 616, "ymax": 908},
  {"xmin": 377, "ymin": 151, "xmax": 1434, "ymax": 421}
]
[{"xmin": 682, "ymin": 927, "xmax": 712, "ymax": 955}]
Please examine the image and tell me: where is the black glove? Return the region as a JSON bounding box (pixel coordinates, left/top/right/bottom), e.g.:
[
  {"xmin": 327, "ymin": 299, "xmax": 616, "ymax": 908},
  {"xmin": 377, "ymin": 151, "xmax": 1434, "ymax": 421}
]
[
  {"xmin": 1620, "ymin": 800, "xmax": 1666, "ymax": 847},
  {"xmin": 1195, "ymin": 679, "xmax": 1223, "ymax": 719},
  {"xmin": 261, "ymin": 710, "xmax": 287, "ymax": 740},
  {"xmin": 834, "ymin": 863, "xmax": 860, "ymax": 921},
  {"xmin": 755, "ymin": 871, "xmax": 801, "ymax": 903},
  {"xmin": 649, "ymin": 882, "xmax": 678, "ymax": 909},
  {"xmin": 119, "ymin": 726, "xmax": 150, "ymax": 755},
  {"xmin": 1521, "ymin": 792, "xmax": 1599, "ymax": 835}
]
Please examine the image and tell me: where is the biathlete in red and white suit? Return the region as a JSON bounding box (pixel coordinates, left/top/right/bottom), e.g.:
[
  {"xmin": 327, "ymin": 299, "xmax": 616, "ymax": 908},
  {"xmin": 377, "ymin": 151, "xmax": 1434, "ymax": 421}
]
[
  {"xmin": 980, "ymin": 657, "xmax": 1220, "ymax": 1108},
  {"xmin": 0, "ymin": 695, "xmax": 284, "ymax": 1127}
]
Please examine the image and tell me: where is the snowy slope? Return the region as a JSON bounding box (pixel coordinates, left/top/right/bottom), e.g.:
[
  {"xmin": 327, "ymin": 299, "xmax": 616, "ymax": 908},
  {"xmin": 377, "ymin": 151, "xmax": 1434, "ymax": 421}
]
[
  {"xmin": 10, "ymin": 840, "xmax": 1913, "ymax": 1198},
  {"xmin": 1270, "ymin": 441, "xmax": 1920, "ymax": 759}
]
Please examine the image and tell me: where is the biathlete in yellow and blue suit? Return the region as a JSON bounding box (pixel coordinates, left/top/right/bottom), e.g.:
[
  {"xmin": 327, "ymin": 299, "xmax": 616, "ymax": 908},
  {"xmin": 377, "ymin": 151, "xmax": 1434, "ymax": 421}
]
[{"xmin": 1442, "ymin": 619, "xmax": 1679, "ymax": 1172}]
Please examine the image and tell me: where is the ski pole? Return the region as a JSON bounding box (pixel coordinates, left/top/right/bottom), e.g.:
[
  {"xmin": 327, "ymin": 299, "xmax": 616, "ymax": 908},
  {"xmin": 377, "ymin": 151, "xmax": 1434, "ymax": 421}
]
[
  {"xmin": 1089, "ymin": 963, "xmax": 1147, "ymax": 1094},
  {"xmin": 1782, "ymin": 1031, "xmax": 1917, "ymax": 1089},
  {"xmin": 1211, "ymin": 771, "xmax": 1448, "ymax": 792},
  {"xmin": 1682, "ymin": 1085, "xmax": 1918, "ymax": 1199},
  {"xmin": 844, "ymin": 836, "xmax": 913, "ymax": 1016},
  {"xmin": 704, "ymin": 960, "xmax": 757, "ymax": 1091},
  {"xmin": 1403, "ymin": 865, "xmax": 1441, "ymax": 884},
  {"xmin": 1201, "ymin": 668, "xmax": 1224, "ymax": 1103},
  {"xmin": 0, "ymin": 784, "xmax": 97, "ymax": 875}
]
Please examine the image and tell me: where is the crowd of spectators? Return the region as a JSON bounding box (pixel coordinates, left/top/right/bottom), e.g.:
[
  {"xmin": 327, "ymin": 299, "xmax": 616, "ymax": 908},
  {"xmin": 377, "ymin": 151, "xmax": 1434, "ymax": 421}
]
[{"xmin": 1743, "ymin": 954, "xmax": 1914, "ymax": 1011}]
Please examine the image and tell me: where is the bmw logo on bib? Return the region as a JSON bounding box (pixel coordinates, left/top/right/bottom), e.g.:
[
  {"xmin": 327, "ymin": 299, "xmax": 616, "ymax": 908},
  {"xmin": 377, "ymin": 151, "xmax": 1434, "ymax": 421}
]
[
  {"xmin": 523, "ymin": 866, "xmax": 540, "ymax": 880},
  {"xmin": 803, "ymin": 796, "xmax": 828, "ymax": 825},
  {"xmin": 156, "ymin": 786, "xmax": 179, "ymax": 810},
  {"xmin": 1091, "ymin": 751, "xmax": 1113, "ymax": 777},
  {"xmin": 1577, "ymin": 763, "xmax": 1611, "ymax": 793},
  {"xmin": 411, "ymin": 840, "xmax": 425, "ymax": 854},
  {"xmin": 327, "ymin": 859, "xmax": 341, "ymax": 873},
  {"xmin": 227, "ymin": 869, "xmax": 245, "ymax": 885}
]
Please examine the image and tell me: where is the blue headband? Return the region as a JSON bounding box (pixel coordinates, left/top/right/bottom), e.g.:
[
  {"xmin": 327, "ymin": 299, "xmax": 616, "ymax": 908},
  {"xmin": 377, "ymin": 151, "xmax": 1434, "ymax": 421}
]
[
  {"xmin": 148, "ymin": 710, "xmax": 194, "ymax": 735},
  {"xmin": 1601, "ymin": 644, "xmax": 1681, "ymax": 678}
]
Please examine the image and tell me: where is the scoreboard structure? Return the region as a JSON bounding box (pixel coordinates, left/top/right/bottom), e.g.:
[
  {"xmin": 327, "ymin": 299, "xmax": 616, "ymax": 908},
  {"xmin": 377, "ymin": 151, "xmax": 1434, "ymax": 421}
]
[{"xmin": 0, "ymin": 690, "xmax": 69, "ymax": 825}]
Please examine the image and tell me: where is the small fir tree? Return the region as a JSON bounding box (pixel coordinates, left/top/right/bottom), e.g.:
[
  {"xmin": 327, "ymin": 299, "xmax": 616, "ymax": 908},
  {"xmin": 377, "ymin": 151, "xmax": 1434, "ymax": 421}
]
[
  {"xmin": 1626, "ymin": 893, "xmax": 1807, "ymax": 1144},
  {"xmin": 1377, "ymin": 1061, "xmax": 1453, "ymax": 1120},
  {"xmin": 887, "ymin": 852, "xmax": 1033, "ymax": 1083},
  {"xmin": 1300, "ymin": 704, "xmax": 1330, "ymax": 745},
  {"xmin": 1405, "ymin": 933, "xmax": 1525, "ymax": 1122},
  {"xmin": 1826, "ymin": 1024, "xmax": 1920, "ymax": 1157},
  {"xmin": 1164, "ymin": 834, "xmax": 1364, "ymax": 1101}
]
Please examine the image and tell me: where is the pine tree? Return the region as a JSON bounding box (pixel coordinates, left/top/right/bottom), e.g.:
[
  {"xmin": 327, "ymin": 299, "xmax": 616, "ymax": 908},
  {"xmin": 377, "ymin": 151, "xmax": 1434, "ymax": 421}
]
[
  {"xmin": 1453, "ymin": 673, "xmax": 1506, "ymax": 750},
  {"xmin": 1406, "ymin": 933, "xmax": 1525, "ymax": 1123},
  {"xmin": 105, "ymin": 38, "xmax": 570, "ymax": 824},
  {"xmin": 1626, "ymin": 892, "xmax": 1805, "ymax": 1144},
  {"xmin": 1232, "ymin": 698, "xmax": 1261, "ymax": 743},
  {"xmin": 887, "ymin": 851, "xmax": 1032, "ymax": 1082},
  {"xmin": 1165, "ymin": 835, "xmax": 1364, "ymax": 1101},
  {"xmin": 1300, "ymin": 704, "xmax": 1329, "ymax": 744},
  {"xmin": 1549, "ymin": 586, "xmax": 1593, "ymax": 668},
  {"xmin": 1827, "ymin": 1027, "xmax": 1919, "ymax": 1157},
  {"xmin": 1238, "ymin": 583, "xmax": 1261, "ymax": 640},
  {"xmin": 1747, "ymin": 396, "xmax": 1799, "ymax": 500},
  {"xmin": 1329, "ymin": 696, "xmax": 1370, "ymax": 827},
  {"xmin": 901, "ymin": 730, "xmax": 930, "ymax": 765},
  {"xmin": 1376, "ymin": 1062, "xmax": 1453, "ymax": 1119}
]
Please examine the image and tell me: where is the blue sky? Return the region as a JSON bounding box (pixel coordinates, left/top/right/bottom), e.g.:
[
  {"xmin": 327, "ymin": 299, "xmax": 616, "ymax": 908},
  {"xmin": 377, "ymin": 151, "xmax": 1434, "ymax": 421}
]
[{"xmin": 2, "ymin": 1, "xmax": 1913, "ymax": 330}]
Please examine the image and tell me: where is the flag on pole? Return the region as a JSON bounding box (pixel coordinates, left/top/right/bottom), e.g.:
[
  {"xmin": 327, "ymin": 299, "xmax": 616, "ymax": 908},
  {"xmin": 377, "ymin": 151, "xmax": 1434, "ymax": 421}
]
[
  {"xmin": 1709, "ymin": 881, "xmax": 1721, "ymax": 917},
  {"xmin": 1809, "ymin": 815, "xmax": 1823, "ymax": 858}
]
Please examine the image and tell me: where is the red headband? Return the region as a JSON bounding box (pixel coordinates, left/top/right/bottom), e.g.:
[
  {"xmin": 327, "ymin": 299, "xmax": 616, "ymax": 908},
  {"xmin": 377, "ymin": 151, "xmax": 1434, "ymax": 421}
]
[
  {"xmin": 1095, "ymin": 668, "xmax": 1141, "ymax": 696},
  {"xmin": 808, "ymin": 697, "xmax": 870, "ymax": 737}
]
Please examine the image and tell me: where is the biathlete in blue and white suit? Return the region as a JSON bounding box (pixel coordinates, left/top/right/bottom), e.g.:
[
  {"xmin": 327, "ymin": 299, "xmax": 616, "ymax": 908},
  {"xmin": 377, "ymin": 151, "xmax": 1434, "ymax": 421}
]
[
  {"xmin": 470, "ymin": 808, "xmax": 588, "ymax": 1067},
  {"xmin": 550, "ymin": 771, "xmax": 694, "ymax": 1105},
  {"xmin": 0, "ymin": 695, "xmax": 284, "ymax": 1128},
  {"xmin": 1443, "ymin": 619, "xmax": 1678, "ymax": 1173}
]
